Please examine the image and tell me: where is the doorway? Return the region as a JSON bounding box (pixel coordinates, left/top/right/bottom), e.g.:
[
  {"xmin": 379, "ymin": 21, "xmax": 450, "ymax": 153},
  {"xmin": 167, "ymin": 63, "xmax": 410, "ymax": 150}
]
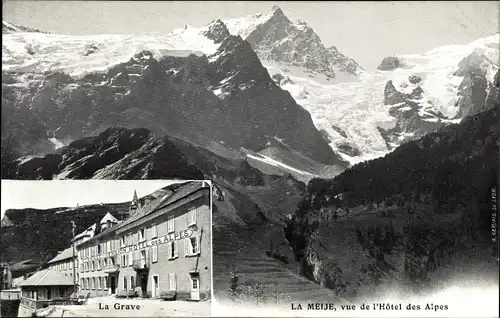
[
  {"xmin": 110, "ymin": 276, "xmax": 116, "ymax": 295},
  {"xmin": 152, "ymin": 275, "xmax": 159, "ymax": 298},
  {"xmin": 140, "ymin": 275, "xmax": 148, "ymax": 298},
  {"xmin": 190, "ymin": 274, "xmax": 200, "ymax": 301}
]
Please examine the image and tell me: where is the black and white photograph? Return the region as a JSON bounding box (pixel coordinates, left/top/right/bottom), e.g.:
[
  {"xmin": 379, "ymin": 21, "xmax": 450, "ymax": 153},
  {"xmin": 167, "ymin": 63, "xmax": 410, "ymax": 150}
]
[
  {"xmin": 1, "ymin": 1, "xmax": 499, "ymax": 317},
  {"xmin": 1, "ymin": 180, "xmax": 213, "ymax": 317}
]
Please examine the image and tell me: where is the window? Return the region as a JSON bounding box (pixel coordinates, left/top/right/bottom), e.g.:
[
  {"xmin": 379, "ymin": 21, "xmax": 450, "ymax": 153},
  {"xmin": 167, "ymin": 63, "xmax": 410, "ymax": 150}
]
[
  {"xmin": 121, "ymin": 236, "xmax": 126, "ymax": 247},
  {"xmin": 121, "ymin": 254, "xmax": 127, "ymax": 267},
  {"xmin": 92, "ymin": 277, "xmax": 96, "ymax": 290},
  {"xmin": 123, "ymin": 277, "xmax": 128, "ymax": 290},
  {"xmin": 151, "ymin": 224, "xmax": 158, "ymax": 238},
  {"xmin": 167, "ymin": 216, "xmax": 175, "ymax": 233},
  {"xmin": 81, "ymin": 278, "xmax": 85, "ymax": 290},
  {"xmin": 106, "ymin": 241, "xmax": 111, "ymax": 252},
  {"xmin": 75, "ymin": 259, "xmax": 79, "ymax": 268},
  {"xmin": 128, "ymin": 252, "xmax": 133, "ymax": 267},
  {"xmin": 188, "ymin": 207, "xmax": 197, "ymax": 226},
  {"xmin": 192, "ymin": 277, "xmax": 199, "ymax": 289},
  {"xmin": 138, "ymin": 228, "xmax": 146, "ymax": 242},
  {"xmin": 140, "ymin": 250, "xmax": 147, "ymax": 266},
  {"xmin": 87, "ymin": 278, "xmax": 90, "ymax": 290},
  {"xmin": 97, "ymin": 277, "xmax": 101, "ymax": 290},
  {"xmin": 128, "ymin": 233, "xmax": 133, "ymax": 246},
  {"xmin": 131, "ymin": 276, "xmax": 135, "ymax": 289},
  {"xmin": 97, "ymin": 244, "xmax": 101, "ymax": 254},
  {"xmin": 169, "ymin": 273, "xmax": 177, "ymax": 291},
  {"xmin": 168, "ymin": 241, "xmax": 179, "ymax": 260},
  {"xmin": 152, "ymin": 246, "xmax": 158, "ymax": 263},
  {"xmin": 63, "ymin": 262, "xmax": 66, "ymax": 270},
  {"xmin": 184, "ymin": 236, "xmax": 200, "ymax": 256},
  {"xmin": 97, "ymin": 259, "xmax": 101, "ymax": 270},
  {"xmin": 69, "ymin": 261, "xmax": 72, "ymax": 270},
  {"xmin": 104, "ymin": 277, "xmax": 108, "ymax": 290}
]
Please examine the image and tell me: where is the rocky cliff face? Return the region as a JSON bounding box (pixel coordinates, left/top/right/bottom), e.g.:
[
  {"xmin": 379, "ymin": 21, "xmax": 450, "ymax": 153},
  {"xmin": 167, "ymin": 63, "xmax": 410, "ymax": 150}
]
[
  {"xmin": 379, "ymin": 79, "xmax": 445, "ymax": 148},
  {"xmin": 454, "ymin": 51, "xmax": 500, "ymax": 117}
]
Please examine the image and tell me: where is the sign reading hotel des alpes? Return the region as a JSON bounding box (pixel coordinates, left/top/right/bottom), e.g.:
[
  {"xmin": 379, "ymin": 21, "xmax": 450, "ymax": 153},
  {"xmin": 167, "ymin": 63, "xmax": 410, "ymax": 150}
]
[{"xmin": 81, "ymin": 229, "xmax": 195, "ymax": 261}]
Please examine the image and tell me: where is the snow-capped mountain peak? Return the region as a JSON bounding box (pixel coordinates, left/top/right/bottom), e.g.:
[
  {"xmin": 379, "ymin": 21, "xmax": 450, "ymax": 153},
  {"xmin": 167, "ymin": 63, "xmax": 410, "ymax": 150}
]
[{"xmin": 224, "ymin": 6, "xmax": 364, "ymax": 80}]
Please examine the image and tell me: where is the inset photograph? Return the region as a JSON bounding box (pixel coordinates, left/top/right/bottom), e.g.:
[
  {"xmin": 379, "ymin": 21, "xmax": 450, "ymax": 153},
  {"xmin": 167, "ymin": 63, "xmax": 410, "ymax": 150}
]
[{"xmin": 1, "ymin": 180, "xmax": 212, "ymax": 317}]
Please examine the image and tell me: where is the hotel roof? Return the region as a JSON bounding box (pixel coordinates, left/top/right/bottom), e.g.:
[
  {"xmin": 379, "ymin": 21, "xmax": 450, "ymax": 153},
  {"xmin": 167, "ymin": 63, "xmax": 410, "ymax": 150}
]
[
  {"xmin": 47, "ymin": 246, "xmax": 75, "ymax": 264},
  {"xmin": 77, "ymin": 181, "xmax": 209, "ymax": 246},
  {"xmin": 18, "ymin": 267, "xmax": 74, "ymax": 287}
]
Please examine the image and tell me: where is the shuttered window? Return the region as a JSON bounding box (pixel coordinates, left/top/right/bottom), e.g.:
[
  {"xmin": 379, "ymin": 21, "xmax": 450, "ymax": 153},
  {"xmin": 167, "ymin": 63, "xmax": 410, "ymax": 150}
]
[
  {"xmin": 184, "ymin": 238, "xmax": 191, "ymax": 257},
  {"xmin": 128, "ymin": 252, "xmax": 133, "ymax": 267},
  {"xmin": 152, "ymin": 246, "xmax": 158, "ymax": 263},
  {"xmin": 174, "ymin": 241, "xmax": 179, "ymax": 258},
  {"xmin": 169, "ymin": 273, "xmax": 177, "ymax": 291},
  {"xmin": 151, "ymin": 224, "xmax": 157, "ymax": 238},
  {"xmin": 187, "ymin": 207, "xmax": 197, "ymax": 226},
  {"xmin": 185, "ymin": 236, "xmax": 201, "ymax": 256},
  {"xmin": 167, "ymin": 216, "xmax": 175, "ymax": 233}
]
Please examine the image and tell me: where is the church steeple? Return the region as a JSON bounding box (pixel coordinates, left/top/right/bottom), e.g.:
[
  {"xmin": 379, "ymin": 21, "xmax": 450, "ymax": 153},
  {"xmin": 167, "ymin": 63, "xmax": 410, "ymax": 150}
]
[{"xmin": 130, "ymin": 190, "xmax": 140, "ymax": 214}]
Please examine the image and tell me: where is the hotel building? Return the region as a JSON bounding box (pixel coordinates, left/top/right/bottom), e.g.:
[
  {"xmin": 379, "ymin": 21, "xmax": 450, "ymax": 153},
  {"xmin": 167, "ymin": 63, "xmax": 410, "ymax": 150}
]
[{"xmin": 76, "ymin": 181, "xmax": 212, "ymax": 301}]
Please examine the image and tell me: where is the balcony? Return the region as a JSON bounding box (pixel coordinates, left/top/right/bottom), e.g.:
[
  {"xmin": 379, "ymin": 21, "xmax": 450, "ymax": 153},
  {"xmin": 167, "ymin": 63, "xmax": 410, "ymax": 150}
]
[
  {"xmin": 21, "ymin": 297, "xmax": 79, "ymax": 310},
  {"xmin": 103, "ymin": 264, "xmax": 120, "ymax": 273},
  {"xmin": 132, "ymin": 257, "xmax": 149, "ymax": 271}
]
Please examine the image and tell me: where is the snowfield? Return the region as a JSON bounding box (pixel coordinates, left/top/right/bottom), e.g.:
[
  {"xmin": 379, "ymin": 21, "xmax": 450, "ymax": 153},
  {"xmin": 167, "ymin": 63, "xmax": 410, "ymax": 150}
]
[{"xmin": 2, "ymin": 25, "xmax": 220, "ymax": 79}]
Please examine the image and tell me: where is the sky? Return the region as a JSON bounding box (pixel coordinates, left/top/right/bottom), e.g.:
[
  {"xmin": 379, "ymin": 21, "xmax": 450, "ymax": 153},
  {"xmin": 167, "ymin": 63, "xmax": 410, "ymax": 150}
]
[
  {"xmin": 0, "ymin": 180, "xmax": 198, "ymax": 219},
  {"xmin": 2, "ymin": 1, "xmax": 498, "ymax": 70}
]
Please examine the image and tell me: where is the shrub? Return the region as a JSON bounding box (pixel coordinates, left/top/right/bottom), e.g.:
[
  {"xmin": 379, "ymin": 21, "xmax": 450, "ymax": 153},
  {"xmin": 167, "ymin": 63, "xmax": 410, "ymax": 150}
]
[
  {"xmin": 242, "ymin": 279, "xmax": 266, "ymax": 304},
  {"xmin": 159, "ymin": 291, "xmax": 177, "ymax": 300},
  {"xmin": 271, "ymin": 252, "xmax": 289, "ymax": 264},
  {"xmin": 127, "ymin": 289, "xmax": 138, "ymax": 298},
  {"xmin": 116, "ymin": 290, "xmax": 127, "ymax": 298},
  {"xmin": 228, "ymin": 269, "xmax": 241, "ymax": 301}
]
